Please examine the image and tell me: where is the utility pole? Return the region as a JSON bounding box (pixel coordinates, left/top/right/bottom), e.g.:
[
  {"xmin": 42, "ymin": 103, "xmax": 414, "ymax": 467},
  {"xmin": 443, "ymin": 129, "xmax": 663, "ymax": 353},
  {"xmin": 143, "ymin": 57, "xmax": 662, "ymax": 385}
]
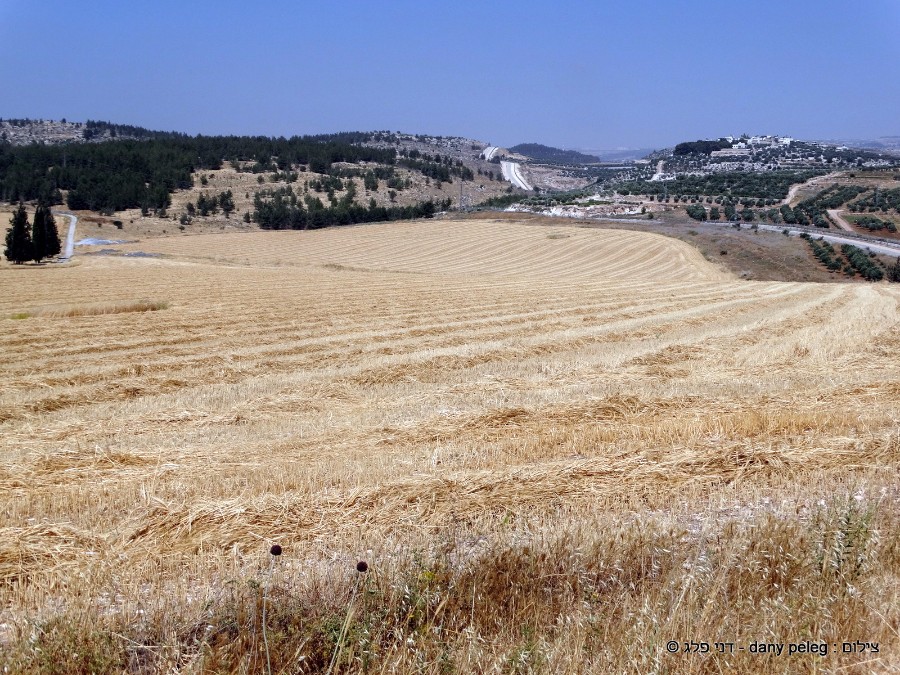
[{"xmin": 459, "ymin": 175, "xmax": 464, "ymax": 212}]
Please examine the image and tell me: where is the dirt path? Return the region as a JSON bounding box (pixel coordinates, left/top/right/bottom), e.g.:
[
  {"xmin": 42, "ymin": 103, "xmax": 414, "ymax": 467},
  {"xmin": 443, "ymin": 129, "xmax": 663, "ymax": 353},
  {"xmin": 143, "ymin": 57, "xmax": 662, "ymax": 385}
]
[
  {"xmin": 827, "ymin": 209, "xmax": 854, "ymax": 232},
  {"xmin": 783, "ymin": 182, "xmax": 803, "ymax": 206},
  {"xmin": 52, "ymin": 211, "xmax": 78, "ymax": 260},
  {"xmin": 784, "ymin": 171, "xmax": 843, "ymax": 206}
]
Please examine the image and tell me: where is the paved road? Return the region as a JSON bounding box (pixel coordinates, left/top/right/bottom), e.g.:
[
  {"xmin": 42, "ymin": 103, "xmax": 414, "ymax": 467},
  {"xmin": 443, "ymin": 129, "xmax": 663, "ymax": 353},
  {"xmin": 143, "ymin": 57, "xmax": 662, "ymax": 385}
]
[
  {"xmin": 52, "ymin": 211, "xmax": 78, "ymax": 260},
  {"xmin": 723, "ymin": 221, "xmax": 900, "ymax": 258},
  {"xmin": 482, "ymin": 146, "xmax": 499, "ymax": 161},
  {"xmin": 801, "ymin": 233, "xmax": 900, "ymax": 258},
  {"xmin": 487, "ymin": 204, "xmax": 900, "ymax": 258},
  {"xmin": 501, "ymin": 160, "xmax": 533, "ymax": 191},
  {"xmin": 543, "ymin": 210, "xmax": 900, "ymax": 258}
]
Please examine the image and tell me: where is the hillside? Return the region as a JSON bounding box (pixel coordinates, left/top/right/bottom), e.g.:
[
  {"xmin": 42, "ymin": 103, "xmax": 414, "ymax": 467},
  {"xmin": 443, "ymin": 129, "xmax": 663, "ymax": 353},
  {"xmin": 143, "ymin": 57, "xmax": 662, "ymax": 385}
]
[
  {"xmin": 0, "ymin": 118, "xmax": 177, "ymax": 145},
  {"xmin": 1, "ymin": 120, "xmax": 626, "ymax": 231},
  {"xmin": 820, "ymin": 135, "xmax": 900, "ymax": 155},
  {"xmin": 509, "ymin": 142, "xmax": 601, "ymax": 164},
  {"xmin": 0, "ymin": 121, "xmax": 520, "ymax": 233},
  {"xmin": 500, "ymin": 134, "xmax": 900, "ymax": 269},
  {"xmin": 644, "ymin": 134, "xmax": 897, "ymax": 175}
]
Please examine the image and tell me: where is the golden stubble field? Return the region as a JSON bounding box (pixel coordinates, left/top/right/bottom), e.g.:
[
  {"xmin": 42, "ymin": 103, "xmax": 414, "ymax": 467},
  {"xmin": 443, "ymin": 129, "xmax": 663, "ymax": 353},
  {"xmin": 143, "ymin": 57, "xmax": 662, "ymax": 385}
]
[{"xmin": 1, "ymin": 218, "xmax": 899, "ymax": 673}]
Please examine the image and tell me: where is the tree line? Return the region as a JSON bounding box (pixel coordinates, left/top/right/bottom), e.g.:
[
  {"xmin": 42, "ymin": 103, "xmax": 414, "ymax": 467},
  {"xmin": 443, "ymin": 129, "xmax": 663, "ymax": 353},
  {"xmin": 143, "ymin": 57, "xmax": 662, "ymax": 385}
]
[
  {"xmin": 185, "ymin": 190, "xmax": 235, "ymax": 219},
  {"xmin": 4, "ymin": 203, "xmax": 62, "ymax": 264},
  {"xmin": 849, "ymin": 187, "xmax": 900, "ymax": 214},
  {"xmin": 252, "ymin": 186, "xmax": 450, "ymax": 230},
  {"xmin": 800, "ymin": 233, "xmax": 900, "ymax": 282},
  {"xmin": 508, "ymin": 143, "xmax": 601, "ymax": 165},
  {"xmin": 685, "ymin": 200, "xmax": 843, "ymax": 227},
  {"xmin": 0, "ymin": 132, "xmax": 395, "ymax": 214},
  {"xmin": 841, "ymin": 244, "xmax": 884, "ymax": 281},
  {"xmin": 854, "ymin": 216, "xmax": 897, "ymax": 233},
  {"xmin": 398, "ymin": 157, "xmax": 474, "ymax": 185}
]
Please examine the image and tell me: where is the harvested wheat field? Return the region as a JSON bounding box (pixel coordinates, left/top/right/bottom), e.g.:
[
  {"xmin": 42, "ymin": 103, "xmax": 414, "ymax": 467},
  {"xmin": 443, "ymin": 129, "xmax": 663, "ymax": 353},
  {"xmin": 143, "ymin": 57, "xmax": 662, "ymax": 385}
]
[{"xmin": 1, "ymin": 217, "xmax": 899, "ymax": 673}]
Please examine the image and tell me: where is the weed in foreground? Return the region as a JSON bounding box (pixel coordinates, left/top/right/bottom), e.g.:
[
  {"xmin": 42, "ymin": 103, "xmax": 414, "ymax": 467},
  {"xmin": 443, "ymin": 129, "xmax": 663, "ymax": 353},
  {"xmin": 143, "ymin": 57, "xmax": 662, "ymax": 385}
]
[{"xmin": 3, "ymin": 498, "xmax": 897, "ymax": 674}]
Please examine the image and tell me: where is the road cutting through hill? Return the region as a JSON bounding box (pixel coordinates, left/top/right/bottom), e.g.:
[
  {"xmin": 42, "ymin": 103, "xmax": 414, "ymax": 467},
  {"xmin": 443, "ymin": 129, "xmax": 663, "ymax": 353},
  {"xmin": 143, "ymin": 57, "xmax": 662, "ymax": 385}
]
[{"xmin": 502, "ymin": 160, "xmax": 533, "ymax": 190}]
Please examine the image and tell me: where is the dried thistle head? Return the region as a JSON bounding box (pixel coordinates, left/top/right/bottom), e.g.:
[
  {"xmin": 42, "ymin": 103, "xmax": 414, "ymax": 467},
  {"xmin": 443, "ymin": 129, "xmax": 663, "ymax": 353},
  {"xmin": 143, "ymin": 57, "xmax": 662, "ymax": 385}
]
[
  {"xmin": 356, "ymin": 560, "xmax": 368, "ymax": 573},
  {"xmin": 270, "ymin": 544, "xmax": 282, "ymax": 556}
]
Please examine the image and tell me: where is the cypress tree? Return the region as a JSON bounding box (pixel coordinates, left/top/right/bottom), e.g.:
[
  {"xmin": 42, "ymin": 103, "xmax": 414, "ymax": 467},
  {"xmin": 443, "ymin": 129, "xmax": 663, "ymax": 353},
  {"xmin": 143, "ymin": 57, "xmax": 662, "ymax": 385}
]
[
  {"xmin": 4, "ymin": 203, "xmax": 34, "ymax": 264},
  {"xmin": 44, "ymin": 207, "xmax": 61, "ymax": 257},
  {"xmin": 31, "ymin": 203, "xmax": 47, "ymax": 262}
]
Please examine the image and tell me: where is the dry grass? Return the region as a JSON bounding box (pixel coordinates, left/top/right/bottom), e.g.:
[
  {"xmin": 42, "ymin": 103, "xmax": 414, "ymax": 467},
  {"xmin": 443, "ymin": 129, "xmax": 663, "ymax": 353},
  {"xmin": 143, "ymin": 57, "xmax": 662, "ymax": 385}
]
[
  {"xmin": 1, "ymin": 218, "xmax": 899, "ymax": 673},
  {"xmin": 9, "ymin": 299, "xmax": 169, "ymax": 320}
]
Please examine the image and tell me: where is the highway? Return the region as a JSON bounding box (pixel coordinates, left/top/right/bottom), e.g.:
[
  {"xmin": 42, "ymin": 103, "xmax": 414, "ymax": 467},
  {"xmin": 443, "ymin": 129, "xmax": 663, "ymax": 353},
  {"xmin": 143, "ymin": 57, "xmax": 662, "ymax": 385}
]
[
  {"xmin": 481, "ymin": 146, "xmax": 533, "ymax": 191},
  {"xmin": 501, "ymin": 160, "xmax": 533, "ymax": 191}
]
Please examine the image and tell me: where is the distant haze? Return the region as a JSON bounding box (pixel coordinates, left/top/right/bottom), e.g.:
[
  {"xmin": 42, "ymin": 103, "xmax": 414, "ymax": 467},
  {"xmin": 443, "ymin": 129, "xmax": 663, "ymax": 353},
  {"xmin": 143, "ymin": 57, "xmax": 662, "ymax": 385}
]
[{"xmin": 1, "ymin": 0, "xmax": 898, "ymax": 149}]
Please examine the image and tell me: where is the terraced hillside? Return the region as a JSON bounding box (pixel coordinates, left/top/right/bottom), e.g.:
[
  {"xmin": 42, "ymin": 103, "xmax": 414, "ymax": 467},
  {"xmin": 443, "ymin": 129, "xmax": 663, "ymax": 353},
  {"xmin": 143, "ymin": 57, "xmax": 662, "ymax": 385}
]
[{"xmin": 1, "ymin": 219, "xmax": 898, "ymax": 672}]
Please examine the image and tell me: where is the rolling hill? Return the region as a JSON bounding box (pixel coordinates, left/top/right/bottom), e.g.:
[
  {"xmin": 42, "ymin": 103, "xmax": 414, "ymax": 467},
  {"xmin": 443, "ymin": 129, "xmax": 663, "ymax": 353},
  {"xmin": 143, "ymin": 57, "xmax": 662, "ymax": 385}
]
[{"xmin": 509, "ymin": 142, "xmax": 601, "ymax": 164}]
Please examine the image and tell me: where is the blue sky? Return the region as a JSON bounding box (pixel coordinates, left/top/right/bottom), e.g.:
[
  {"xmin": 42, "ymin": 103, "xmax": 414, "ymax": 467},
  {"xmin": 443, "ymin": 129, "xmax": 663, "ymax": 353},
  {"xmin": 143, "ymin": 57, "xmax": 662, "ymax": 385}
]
[{"xmin": 1, "ymin": 0, "xmax": 898, "ymax": 151}]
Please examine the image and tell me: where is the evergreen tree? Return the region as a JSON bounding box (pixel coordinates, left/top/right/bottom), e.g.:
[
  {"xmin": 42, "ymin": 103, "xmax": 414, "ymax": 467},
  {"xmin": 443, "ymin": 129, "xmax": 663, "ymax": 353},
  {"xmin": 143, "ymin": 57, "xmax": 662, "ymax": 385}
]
[
  {"xmin": 44, "ymin": 207, "xmax": 61, "ymax": 257},
  {"xmin": 218, "ymin": 190, "xmax": 235, "ymax": 217},
  {"xmin": 31, "ymin": 204, "xmax": 47, "ymax": 262},
  {"xmin": 30, "ymin": 203, "xmax": 61, "ymax": 261},
  {"xmin": 4, "ymin": 203, "xmax": 33, "ymax": 264},
  {"xmin": 888, "ymin": 257, "xmax": 900, "ymax": 283}
]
